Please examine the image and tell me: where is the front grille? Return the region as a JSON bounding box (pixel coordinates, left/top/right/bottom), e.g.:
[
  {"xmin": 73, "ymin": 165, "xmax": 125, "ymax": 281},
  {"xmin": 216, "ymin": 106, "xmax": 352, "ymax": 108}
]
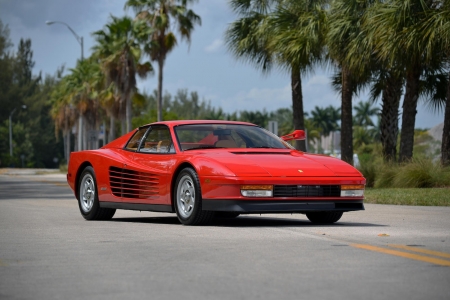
[
  {"xmin": 109, "ymin": 166, "xmax": 159, "ymax": 199},
  {"xmin": 273, "ymin": 185, "xmax": 340, "ymax": 198}
]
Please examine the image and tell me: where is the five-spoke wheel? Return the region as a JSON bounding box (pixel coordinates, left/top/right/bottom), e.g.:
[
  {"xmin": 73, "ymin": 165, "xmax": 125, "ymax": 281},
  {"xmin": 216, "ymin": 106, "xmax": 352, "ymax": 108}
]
[
  {"xmin": 77, "ymin": 166, "xmax": 115, "ymax": 220},
  {"xmin": 174, "ymin": 168, "xmax": 214, "ymax": 225},
  {"xmin": 80, "ymin": 172, "xmax": 95, "ymax": 213}
]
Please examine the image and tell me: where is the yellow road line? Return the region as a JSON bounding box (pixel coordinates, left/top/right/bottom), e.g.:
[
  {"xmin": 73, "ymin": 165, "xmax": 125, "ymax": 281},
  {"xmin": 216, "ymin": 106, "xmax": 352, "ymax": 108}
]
[
  {"xmin": 389, "ymin": 244, "xmax": 450, "ymax": 259},
  {"xmin": 351, "ymin": 244, "xmax": 450, "ymax": 267}
]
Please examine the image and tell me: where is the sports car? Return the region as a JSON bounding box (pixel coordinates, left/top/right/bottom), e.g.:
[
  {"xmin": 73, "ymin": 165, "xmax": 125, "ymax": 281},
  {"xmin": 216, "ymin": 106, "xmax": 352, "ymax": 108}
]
[{"xmin": 67, "ymin": 120, "xmax": 365, "ymax": 225}]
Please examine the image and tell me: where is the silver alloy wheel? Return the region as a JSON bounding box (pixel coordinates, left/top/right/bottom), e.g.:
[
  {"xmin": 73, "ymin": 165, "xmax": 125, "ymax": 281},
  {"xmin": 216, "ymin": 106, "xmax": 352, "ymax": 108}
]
[
  {"xmin": 176, "ymin": 174, "xmax": 196, "ymax": 218},
  {"xmin": 80, "ymin": 173, "xmax": 95, "ymax": 213}
]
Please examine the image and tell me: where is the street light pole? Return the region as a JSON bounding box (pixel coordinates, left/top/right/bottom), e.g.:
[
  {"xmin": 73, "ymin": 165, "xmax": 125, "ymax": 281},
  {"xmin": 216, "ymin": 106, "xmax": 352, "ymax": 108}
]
[
  {"xmin": 46, "ymin": 20, "xmax": 84, "ymax": 151},
  {"xmin": 9, "ymin": 105, "xmax": 27, "ymax": 157},
  {"xmin": 46, "ymin": 20, "xmax": 84, "ymax": 60}
]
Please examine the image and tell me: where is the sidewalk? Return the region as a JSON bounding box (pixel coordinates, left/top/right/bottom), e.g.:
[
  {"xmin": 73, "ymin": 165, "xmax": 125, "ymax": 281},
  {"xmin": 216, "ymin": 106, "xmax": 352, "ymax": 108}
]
[{"xmin": 0, "ymin": 168, "xmax": 67, "ymax": 182}]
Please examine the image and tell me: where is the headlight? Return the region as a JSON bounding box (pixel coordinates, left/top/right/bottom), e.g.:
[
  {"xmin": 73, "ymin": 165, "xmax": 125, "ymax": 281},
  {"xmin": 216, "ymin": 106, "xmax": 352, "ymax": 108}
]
[
  {"xmin": 341, "ymin": 184, "xmax": 365, "ymax": 197},
  {"xmin": 241, "ymin": 185, "xmax": 273, "ymax": 197}
]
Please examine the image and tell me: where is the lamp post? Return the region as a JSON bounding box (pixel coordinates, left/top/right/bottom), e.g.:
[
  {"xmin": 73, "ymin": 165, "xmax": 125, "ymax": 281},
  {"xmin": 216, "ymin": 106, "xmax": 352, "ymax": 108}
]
[
  {"xmin": 9, "ymin": 105, "xmax": 27, "ymax": 157},
  {"xmin": 45, "ymin": 20, "xmax": 84, "ymax": 60},
  {"xmin": 46, "ymin": 20, "xmax": 84, "ymax": 151}
]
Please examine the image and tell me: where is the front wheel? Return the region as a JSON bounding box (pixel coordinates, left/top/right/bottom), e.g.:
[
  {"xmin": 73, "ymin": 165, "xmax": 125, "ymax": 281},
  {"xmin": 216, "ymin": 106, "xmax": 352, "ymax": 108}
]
[
  {"xmin": 306, "ymin": 212, "xmax": 343, "ymax": 224},
  {"xmin": 174, "ymin": 168, "xmax": 214, "ymax": 225},
  {"xmin": 78, "ymin": 166, "xmax": 115, "ymax": 220}
]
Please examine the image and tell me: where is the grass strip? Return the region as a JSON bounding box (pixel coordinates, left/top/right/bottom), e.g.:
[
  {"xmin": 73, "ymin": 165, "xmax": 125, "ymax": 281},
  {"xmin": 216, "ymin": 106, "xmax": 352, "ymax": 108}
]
[{"xmin": 364, "ymin": 188, "xmax": 450, "ymax": 206}]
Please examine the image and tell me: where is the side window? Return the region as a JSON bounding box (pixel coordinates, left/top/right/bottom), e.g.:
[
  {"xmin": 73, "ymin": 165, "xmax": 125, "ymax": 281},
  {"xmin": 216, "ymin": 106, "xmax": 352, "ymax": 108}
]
[
  {"xmin": 125, "ymin": 127, "xmax": 148, "ymax": 151},
  {"xmin": 139, "ymin": 126, "xmax": 174, "ymax": 154}
]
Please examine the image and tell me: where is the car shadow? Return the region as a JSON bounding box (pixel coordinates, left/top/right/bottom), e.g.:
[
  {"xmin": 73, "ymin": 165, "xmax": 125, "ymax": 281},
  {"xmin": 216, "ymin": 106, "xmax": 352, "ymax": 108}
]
[{"xmin": 110, "ymin": 215, "xmax": 386, "ymax": 228}]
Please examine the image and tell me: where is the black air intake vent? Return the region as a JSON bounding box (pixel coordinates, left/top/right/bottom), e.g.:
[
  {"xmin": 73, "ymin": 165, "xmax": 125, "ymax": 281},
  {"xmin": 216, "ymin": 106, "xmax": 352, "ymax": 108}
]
[
  {"xmin": 273, "ymin": 185, "xmax": 340, "ymax": 198},
  {"xmin": 109, "ymin": 166, "xmax": 159, "ymax": 199}
]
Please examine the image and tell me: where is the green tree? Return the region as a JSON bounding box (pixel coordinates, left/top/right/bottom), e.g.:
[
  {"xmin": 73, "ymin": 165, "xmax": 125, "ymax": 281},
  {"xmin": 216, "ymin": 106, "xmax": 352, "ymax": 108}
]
[
  {"xmin": 368, "ymin": 0, "xmax": 434, "ymax": 162},
  {"xmin": 417, "ymin": 1, "xmax": 450, "ymax": 166},
  {"xmin": 226, "ymin": 0, "xmax": 327, "ymax": 151},
  {"xmin": 93, "ymin": 15, "xmax": 153, "ymax": 134},
  {"xmin": 125, "ymin": 0, "xmax": 201, "ymax": 122},
  {"xmin": 327, "ymin": 0, "xmax": 373, "ymax": 164},
  {"xmin": 353, "ymin": 100, "xmax": 379, "ymax": 128}
]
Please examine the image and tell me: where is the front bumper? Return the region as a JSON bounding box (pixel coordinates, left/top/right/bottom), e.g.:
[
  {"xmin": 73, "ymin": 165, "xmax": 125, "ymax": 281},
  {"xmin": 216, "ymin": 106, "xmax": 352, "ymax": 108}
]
[{"xmin": 202, "ymin": 199, "xmax": 364, "ymax": 213}]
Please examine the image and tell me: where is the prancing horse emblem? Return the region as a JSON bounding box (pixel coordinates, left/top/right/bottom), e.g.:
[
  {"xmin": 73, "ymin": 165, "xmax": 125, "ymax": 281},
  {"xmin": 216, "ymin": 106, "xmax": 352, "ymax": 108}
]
[{"xmin": 298, "ymin": 170, "xmax": 303, "ymax": 173}]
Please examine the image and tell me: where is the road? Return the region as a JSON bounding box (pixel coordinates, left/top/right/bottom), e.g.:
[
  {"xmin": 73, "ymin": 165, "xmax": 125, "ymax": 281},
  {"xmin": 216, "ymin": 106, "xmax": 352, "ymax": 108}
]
[{"xmin": 0, "ymin": 170, "xmax": 449, "ymax": 300}]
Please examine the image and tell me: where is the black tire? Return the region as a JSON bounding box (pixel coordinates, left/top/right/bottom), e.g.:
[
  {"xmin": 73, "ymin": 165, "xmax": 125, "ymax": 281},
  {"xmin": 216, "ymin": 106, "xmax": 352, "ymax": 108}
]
[
  {"xmin": 174, "ymin": 167, "xmax": 215, "ymax": 225},
  {"xmin": 216, "ymin": 212, "xmax": 240, "ymax": 219},
  {"xmin": 306, "ymin": 211, "xmax": 343, "ymax": 224},
  {"xmin": 78, "ymin": 166, "xmax": 115, "ymax": 220}
]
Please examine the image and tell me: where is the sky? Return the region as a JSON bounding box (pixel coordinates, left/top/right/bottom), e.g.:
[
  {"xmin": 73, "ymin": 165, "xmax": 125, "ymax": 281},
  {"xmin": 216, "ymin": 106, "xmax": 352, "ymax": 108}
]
[{"xmin": 0, "ymin": 0, "xmax": 444, "ymax": 129}]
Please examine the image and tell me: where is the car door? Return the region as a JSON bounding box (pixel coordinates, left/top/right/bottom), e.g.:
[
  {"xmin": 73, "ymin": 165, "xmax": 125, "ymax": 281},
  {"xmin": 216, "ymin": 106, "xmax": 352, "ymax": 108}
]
[{"xmin": 123, "ymin": 125, "xmax": 178, "ymax": 205}]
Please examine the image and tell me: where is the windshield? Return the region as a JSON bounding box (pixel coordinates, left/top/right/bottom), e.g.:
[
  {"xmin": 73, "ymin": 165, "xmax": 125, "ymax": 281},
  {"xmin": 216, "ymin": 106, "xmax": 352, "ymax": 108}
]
[{"xmin": 174, "ymin": 124, "xmax": 292, "ymax": 151}]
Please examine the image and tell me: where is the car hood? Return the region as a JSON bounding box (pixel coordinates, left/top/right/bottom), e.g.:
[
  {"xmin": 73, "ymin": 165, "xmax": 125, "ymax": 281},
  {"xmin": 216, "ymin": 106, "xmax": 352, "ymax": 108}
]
[{"xmin": 198, "ymin": 150, "xmax": 362, "ymax": 177}]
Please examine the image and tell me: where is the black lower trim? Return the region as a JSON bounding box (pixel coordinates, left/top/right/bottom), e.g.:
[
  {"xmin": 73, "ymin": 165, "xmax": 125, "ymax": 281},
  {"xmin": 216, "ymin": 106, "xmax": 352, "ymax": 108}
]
[
  {"xmin": 99, "ymin": 202, "xmax": 173, "ymax": 213},
  {"xmin": 202, "ymin": 200, "xmax": 364, "ymax": 213}
]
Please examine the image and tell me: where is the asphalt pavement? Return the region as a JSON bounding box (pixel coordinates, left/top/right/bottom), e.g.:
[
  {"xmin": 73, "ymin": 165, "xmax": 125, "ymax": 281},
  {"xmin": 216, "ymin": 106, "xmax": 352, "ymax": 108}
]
[{"xmin": 0, "ymin": 169, "xmax": 449, "ymax": 300}]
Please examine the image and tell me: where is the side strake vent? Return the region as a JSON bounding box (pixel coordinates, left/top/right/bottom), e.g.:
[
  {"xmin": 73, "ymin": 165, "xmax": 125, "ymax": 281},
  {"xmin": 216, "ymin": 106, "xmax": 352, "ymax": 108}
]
[
  {"xmin": 274, "ymin": 185, "xmax": 340, "ymax": 198},
  {"xmin": 109, "ymin": 166, "xmax": 159, "ymax": 199}
]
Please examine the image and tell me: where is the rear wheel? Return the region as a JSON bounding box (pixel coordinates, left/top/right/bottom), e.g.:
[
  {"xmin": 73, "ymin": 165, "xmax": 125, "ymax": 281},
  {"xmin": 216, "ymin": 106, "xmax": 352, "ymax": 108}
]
[
  {"xmin": 306, "ymin": 212, "xmax": 343, "ymax": 224},
  {"xmin": 174, "ymin": 167, "xmax": 214, "ymax": 225},
  {"xmin": 78, "ymin": 166, "xmax": 115, "ymax": 220}
]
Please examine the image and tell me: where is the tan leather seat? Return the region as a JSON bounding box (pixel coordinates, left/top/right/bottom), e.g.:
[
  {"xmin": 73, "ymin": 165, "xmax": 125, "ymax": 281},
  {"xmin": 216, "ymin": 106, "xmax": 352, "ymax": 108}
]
[{"xmin": 157, "ymin": 140, "xmax": 172, "ymax": 153}]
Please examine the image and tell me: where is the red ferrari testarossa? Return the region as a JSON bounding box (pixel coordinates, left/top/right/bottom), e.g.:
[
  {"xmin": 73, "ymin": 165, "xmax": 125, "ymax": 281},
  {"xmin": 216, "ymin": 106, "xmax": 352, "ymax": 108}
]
[{"xmin": 67, "ymin": 120, "xmax": 365, "ymax": 225}]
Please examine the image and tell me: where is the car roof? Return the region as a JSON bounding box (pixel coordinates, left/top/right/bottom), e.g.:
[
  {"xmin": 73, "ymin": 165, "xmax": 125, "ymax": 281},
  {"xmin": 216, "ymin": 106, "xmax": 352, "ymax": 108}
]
[{"xmin": 142, "ymin": 120, "xmax": 257, "ymax": 127}]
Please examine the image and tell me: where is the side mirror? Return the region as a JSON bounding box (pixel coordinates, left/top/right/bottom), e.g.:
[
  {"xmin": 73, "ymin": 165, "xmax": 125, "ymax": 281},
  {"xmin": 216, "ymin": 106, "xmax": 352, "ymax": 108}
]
[{"xmin": 281, "ymin": 130, "xmax": 306, "ymax": 141}]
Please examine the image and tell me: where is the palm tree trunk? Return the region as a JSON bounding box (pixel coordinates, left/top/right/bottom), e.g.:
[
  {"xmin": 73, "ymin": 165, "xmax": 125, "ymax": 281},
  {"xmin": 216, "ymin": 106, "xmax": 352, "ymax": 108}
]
[
  {"xmin": 77, "ymin": 115, "xmax": 83, "ymax": 151},
  {"xmin": 120, "ymin": 101, "xmax": 126, "ymax": 135},
  {"xmin": 380, "ymin": 73, "xmax": 402, "ymax": 162},
  {"xmin": 109, "ymin": 114, "xmax": 116, "ymax": 142},
  {"xmin": 291, "ymin": 65, "xmax": 306, "ymax": 151},
  {"xmin": 63, "ymin": 112, "xmax": 68, "ymax": 161},
  {"xmin": 67, "ymin": 128, "xmax": 71, "ymax": 162},
  {"xmin": 399, "ymin": 65, "xmax": 421, "ymax": 163},
  {"xmin": 157, "ymin": 57, "xmax": 164, "ymax": 122},
  {"xmin": 341, "ymin": 66, "xmax": 353, "ymax": 165},
  {"xmin": 83, "ymin": 116, "xmax": 88, "ymax": 151},
  {"xmin": 441, "ymin": 71, "xmax": 450, "ymax": 166},
  {"xmin": 125, "ymin": 92, "xmax": 132, "ymax": 133}
]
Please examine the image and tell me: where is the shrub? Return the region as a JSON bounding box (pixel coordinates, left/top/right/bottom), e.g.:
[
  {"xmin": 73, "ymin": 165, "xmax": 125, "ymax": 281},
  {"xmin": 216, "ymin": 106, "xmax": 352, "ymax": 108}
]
[
  {"xmin": 357, "ymin": 153, "xmax": 378, "ymax": 187},
  {"xmin": 374, "ymin": 162, "xmax": 398, "ymax": 188},
  {"xmin": 393, "ymin": 159, "xmax": 437, "ymax": 188},
  {"xmin": 366, "ymin": 158, "xmax": 450, "ymax": 189}
]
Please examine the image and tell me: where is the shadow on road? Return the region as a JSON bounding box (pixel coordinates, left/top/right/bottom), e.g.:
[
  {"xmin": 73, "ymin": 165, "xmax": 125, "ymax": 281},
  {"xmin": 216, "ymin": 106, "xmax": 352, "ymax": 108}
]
[{"xmin": 110, "ymin": 215, "xmax": 386, "ymax": 228}]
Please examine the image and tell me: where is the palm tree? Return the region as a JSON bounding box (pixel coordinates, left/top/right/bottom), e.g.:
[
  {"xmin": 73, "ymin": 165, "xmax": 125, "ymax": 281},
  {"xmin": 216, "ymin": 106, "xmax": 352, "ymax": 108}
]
[
  {"xmin": 310, "ymin": 105, "xmax": 340, "ymax": 153},
  {"xmin": 226, "ymin": 0, "xmax": 328, "ymax": 151},
  {"xmin": 416, "ymin": 1, "xmax": 450, "ymax": 166},
  {"xmin": 367, "ymin": 0, "xmax": 435, "ymax": 163},
  {"xmin": 49, "ymin": 77, "xmax": 77, "ymax": 161},
  {"xmin": 353, "ymin": 101, "xmax": 379, "ymax": 128},
  {"xmin": 93, "ymin": 16, "xmax": 153, "ymax": 134},
  {"xmin": 68, "ymin": 59, "xmax": 106, "ymax": 150},
  {"xmin": 327, "ymin": 0, "xmax": 373, "ymax": 164},
  {"xmin": 124, "ymin": 0, "xmax": 201, "ymax": 122}
]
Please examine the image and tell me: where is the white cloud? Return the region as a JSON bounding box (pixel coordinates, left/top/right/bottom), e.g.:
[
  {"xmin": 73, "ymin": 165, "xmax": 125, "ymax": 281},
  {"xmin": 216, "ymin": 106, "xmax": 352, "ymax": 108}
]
[{"xmin": 204, "ymin": 39, "xmax": 223, "ymax": 53}]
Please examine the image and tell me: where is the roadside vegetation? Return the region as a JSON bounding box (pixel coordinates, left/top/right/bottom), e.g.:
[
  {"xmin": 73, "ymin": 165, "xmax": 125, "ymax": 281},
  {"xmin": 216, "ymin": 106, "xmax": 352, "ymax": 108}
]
[{"xmin": 365, "ymin": 188, "xmax": 450, "ymax": 206}]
